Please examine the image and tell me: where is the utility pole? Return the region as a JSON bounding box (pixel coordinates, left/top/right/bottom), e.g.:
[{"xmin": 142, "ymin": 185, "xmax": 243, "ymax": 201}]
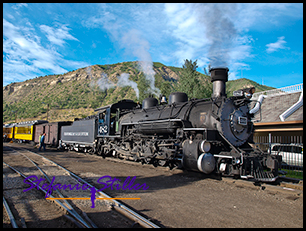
[
  {"xmin": 42, "ymin": 102, "xmax": 49, "ymax": 121},
  {"xmin": 11, "ymin": 110, "xmax": 17, "ymax": 123},
  {"xmin": 47, "ymin": 103, "xmax": 49, "ymax": 121}
]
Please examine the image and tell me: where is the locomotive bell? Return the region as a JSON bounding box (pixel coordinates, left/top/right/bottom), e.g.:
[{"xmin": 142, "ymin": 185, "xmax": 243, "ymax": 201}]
[
  {"xmin": 160, "ymin": 95, "xmax": 167, "ymax": 104},
  {"xmin": 210, "ymin": 67, "xmax": 229, "ymax": 98}
]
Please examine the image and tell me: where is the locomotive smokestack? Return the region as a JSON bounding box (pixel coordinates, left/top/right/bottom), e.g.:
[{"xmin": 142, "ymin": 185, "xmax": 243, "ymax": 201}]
[{"xmin": 210, "ymin": 67, "xmax": 229, "ymax": 98}]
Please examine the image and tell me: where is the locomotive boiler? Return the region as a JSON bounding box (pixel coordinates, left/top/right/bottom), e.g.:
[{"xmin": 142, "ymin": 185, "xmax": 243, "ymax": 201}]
[{"xmin": 60, "ymin": 67, "xmax": 280, "ymax": 182}]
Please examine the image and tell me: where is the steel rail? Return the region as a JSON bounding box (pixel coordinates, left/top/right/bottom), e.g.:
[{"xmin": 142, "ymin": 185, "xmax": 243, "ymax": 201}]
[
  {"xmin": 3, "ymin": 196, "xmax": 19, "ymax": 228},
  {"xmin": 13, "ymin": 148, "xmax": 96, "ymax": 228},
  {"xmin": 3, "ymin": 161, "xmax": 92, "ymax": 228},
  {"xmin": 22, "ymin": 148, "xmax": 160, "ymax": 228},
  {"xmin": 9, "ymin": 149, "xmax": 71, "ymax": 205}
]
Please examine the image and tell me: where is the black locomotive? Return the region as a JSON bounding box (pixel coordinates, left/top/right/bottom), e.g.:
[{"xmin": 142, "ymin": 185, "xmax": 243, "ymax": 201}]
[{"xmin": 59, "ymin": 68, "xmax": 280, "ymax": 182}]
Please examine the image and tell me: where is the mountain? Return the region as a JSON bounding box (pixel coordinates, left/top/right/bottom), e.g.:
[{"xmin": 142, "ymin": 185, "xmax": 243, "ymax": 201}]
[
  {"xmin": 226, "ymin": 78, "xmax": 274, "ymax": 94},
  {"xmin": 3, "ymin": 61, "xmax": 274, "ymax": 123}
]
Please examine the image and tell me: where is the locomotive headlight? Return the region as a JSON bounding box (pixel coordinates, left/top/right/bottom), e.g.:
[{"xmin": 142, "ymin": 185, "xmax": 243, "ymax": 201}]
[
  {"xmin": 199, "ymin": 140, "xmax": 211, "ymax": 153},
  {"xmin": 250, "ymin": 87, "xmax": 256, "ymax": 94},
  {"xmin": 244, "ymin": 92, "xmax": 252, "ymax": 98},
  {"xmin": 245, "ymin": 87, "xmax": 256, "ymax": 99}
]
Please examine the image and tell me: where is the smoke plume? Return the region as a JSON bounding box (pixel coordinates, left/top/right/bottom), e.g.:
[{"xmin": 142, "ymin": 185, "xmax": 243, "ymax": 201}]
[
  {"xmin": 96, "ymin": 73, "xmax": 115, "ymax": 91},
  {"xmin": 196, "ymin": 3, "xmax": 238, "ymax": 68},
  {"xmin": 86, "ymin": 66, "xmax": 139, "ymax": 98},
  {"xmin": 117, "ymin": 73, "xmax": 139, "ymax": 98},
  {"xmin": 121, "ymin": 29, "xmax": 161, "ymax": 96},
  {"xmin": 87, "ymin": 65, "xmax": 115, "ymax": 91}
]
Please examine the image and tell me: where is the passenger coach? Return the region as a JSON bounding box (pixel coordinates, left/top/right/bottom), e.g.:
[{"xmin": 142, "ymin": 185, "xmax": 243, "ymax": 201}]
[
  {"xmin": 3, "ymin": 120, "xmax": 48, "ymax": 143},
  {"xmin": 14, "ymin": 120, "xmax": 48, "ymax": 143}
]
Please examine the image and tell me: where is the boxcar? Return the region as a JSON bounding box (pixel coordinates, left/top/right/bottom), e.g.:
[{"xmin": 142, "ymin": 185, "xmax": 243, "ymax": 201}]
[{"xmin": 34, "ymin": 121, "xmax": 73, "ymax": 147}]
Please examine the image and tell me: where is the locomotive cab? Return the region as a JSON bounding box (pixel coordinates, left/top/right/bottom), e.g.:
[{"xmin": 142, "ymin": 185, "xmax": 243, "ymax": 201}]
[
  {"xmin": 96, "ymin": 106, "xmax": 123, "ymax": 136},
  {"xmin": 97, "ymin": 108, "xmax": 111, "ymax": 136},
  {"xmin": 95, "ymin": 99, "xmax": 138, "ymax": 137}
]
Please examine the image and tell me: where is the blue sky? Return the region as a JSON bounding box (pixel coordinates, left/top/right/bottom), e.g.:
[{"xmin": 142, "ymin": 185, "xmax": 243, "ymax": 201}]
[{"xmin": 3, "ymin": 3, "xmax": 303, "ymax": 89}]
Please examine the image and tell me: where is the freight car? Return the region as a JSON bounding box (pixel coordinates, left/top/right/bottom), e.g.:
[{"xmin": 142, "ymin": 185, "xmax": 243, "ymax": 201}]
[
  {"xmin": 3, "ymin": 120, "xmax": 71, "ymax": 147},
  {"xmin": 59, "ymin": 67, "xmax": 281, "ymax": 182},
  {"xmin": 34, "ymin": 121, "xmax": 72, "ymax": 147}
]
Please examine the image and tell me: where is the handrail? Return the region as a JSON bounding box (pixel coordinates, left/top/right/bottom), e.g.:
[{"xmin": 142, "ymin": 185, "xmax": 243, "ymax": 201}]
[{"xmin": 252, "ymin": 83, "xmax": 303, "ymax": 99}]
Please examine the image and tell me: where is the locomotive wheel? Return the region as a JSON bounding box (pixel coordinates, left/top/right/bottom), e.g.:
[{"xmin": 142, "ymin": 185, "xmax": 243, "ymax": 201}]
[
  {"xmin": 158, "ymin": 160, "xmax": 167, "ymax": 167},
  {"xmin": 141, "ymin": 157, "xmax": 151, "ymax": 164}
]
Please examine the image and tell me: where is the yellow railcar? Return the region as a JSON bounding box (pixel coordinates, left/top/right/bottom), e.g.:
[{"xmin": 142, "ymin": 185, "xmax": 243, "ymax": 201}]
[
  {"xmin": 13, "ymin": 120, "xmax": 48, "ymax": 142},
  {"xmin": 14, "ymin": 124, "xmax": 34, "ymax": 141},
  {"xmin": 3, "ymin": 124, "xmax": 15, "ymax": 140}
]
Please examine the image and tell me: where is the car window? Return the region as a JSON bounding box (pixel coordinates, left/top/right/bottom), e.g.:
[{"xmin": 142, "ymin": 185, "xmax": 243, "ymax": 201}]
[
  {"xmin": 272, "ymin": 145, "xmax": 280, "ymax": 151},
  {"xmin": 284, "ymin": 146, "xmax": 292, "ymax": 152},
  {"xmin": 292, "ymin": 146, "xmax": 303, "ymax": 154},
  {"xmin": 272, "ymin": 145, "xmax": 303, "ymax": 154}
]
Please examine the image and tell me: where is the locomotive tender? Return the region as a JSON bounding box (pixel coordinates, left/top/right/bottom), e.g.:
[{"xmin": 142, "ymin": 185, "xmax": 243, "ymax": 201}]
[{"xmin": 59, "ymin": 67, "xmax": 280, "ymax": 182}]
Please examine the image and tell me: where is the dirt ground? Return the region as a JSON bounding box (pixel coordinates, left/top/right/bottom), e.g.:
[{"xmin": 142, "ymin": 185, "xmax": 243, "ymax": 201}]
[{"xmin": 3, "ymin": 142, "xmax": 303, "ymax": 228}]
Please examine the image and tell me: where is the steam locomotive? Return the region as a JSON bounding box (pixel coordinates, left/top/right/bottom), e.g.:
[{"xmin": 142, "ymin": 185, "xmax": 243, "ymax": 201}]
[{"xmin": 59, "ymin": 68, "xmax": 280, "ymax": 182}]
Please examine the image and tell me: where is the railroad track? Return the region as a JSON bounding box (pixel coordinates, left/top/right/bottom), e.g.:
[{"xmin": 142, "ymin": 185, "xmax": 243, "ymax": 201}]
[
  {"xmin": 3, "ymin": 145, "xmax": 160, "ymax": 228},
  {"xmin": 3, "ymin": 161, "xmax": 78, "ymax": 228}
]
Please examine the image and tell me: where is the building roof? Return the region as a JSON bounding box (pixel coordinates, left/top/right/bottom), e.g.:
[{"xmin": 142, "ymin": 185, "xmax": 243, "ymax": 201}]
[{"xmin": 251, "ymin": 91, "xmax": 303, "ymax": 123}]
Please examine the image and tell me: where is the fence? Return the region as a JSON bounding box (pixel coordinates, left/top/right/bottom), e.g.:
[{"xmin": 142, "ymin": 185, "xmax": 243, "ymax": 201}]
[
  {"xmin": 252, "ymin": 83, "xmax": 303, "ymax": 99},
  {"xmin": 253, "ymin": 134, "xmax": 303, "ymax": 180}
]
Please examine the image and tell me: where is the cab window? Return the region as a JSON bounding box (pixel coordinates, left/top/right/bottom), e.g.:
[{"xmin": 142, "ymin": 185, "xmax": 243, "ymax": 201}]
[{"xmin": 99, "ymin": 113, "xmax": 105, "ymax": 124}]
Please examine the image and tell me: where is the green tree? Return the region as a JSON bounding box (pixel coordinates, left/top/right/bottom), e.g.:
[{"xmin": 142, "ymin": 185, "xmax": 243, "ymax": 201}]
[
  {"xmin": 137, "ymin": 73, "xmax": 151, "ymax": 103},
  {"xmin": 160, "ymin": 81, "xmax": 174, "ymax": 98},
  {"xmin": 177, "ymin": 59, "xmax": 212, "ymax": 99}
]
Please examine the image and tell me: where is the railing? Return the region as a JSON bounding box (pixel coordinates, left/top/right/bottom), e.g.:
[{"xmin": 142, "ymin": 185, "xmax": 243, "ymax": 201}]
[
  {"xmin": 253, "ymin": 135, "xmax": 303, "ymax": 180},
  {"xmin": 252, "ymin": 83, "xmax": 303, "ymax": 99}
]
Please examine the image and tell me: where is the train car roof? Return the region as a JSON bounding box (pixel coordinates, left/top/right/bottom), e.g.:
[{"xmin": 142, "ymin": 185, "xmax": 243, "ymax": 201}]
[
  {"xmin": 35, "ymin": 121, "xmax": 73, "ymax": 125},
  {"xmin": 3, "ymin": 124, "xmax": 14, "ymax": 128},
  {"xmin": 94, "ymin": 99, "xmax": 138, "ymax": 113},
  {"xmin": 15, "ymin": 120, "xmax": 49, "ymax": 127}
]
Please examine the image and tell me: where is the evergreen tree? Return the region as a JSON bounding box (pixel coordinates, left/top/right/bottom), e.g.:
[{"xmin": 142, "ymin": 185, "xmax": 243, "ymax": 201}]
[
  {"xmin": 137, "ymin": 73, "xmax": 151, "ymax": 103},
  {"xmin": 177, "ymin": 59, "xmax": 212, "ymax": 99}
]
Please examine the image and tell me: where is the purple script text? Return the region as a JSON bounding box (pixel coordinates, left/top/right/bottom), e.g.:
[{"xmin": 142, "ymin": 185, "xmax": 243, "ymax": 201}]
[{"xmin": 23, "ymin": 175, "xmax": 149, "ymax": 208}]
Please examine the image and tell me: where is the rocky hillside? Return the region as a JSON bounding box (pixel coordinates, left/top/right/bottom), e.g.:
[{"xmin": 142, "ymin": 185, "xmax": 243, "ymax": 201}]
[{"xmin": 3, "ymin": 61, "xmax": 273, "ymax": 123}]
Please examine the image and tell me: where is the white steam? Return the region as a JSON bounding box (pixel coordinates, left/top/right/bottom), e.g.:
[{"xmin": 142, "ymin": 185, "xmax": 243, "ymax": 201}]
[
  {"xmin": 84, "ymin": 8, "xmax": 161, "ymax": 96},
  {"xmin": 87, "ymin": 66, "xmax": 115, "ymax": 91},
  {"xmin": 96, "ymin": 73, "xmax": 115, "ymax": 91},
  {"xmin": 116, "ymin": 73, "xmax": 139, "ymax": 98},
  {"xmin": 121, "ymin": 29, "xmax": 161, "ymax": 96},
  {"xmin": 86, "ymin": 66, "xmax": 139, "ymax": 98}
]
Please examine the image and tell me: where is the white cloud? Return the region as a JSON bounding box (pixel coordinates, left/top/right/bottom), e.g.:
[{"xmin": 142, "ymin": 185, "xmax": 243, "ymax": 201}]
[
  {"xmin": 3, "ymin": 3, "xmax": 302, "ymax": 86},
  {"xmin": 162, "ymin": 3, "xmax": 300, "ymax": 75},
  {"xmin": 266, "ymin": 36, "xmax": 289, "ymax": 53},
  {"xmin": 163, "ymin": 4, "xmax": 209, "ymax": 66},
  {"xmin": 81, "ymin": 3, "xmax": 260, "ymax": 71},
  {"xmin": 83, "ymin": 5, "xmax": 162, "ymax": 95},
  {"xmin": 236, "ymin": 3, "xmax": 303, "ymax": 31},
  {"xmin": 163, "ymin": 3, "xmax": 253, "ymax": 73},
  {"xmin": 3, "ymin": 19, "xmax": 87, "ymax": 86},
  {"xmin": 12, "ymin": 3, "xmax": 28, "ymax": 10},
  {"xmin": 40, "ymin": 24, "xmax": 79, "ymax": 47}
]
